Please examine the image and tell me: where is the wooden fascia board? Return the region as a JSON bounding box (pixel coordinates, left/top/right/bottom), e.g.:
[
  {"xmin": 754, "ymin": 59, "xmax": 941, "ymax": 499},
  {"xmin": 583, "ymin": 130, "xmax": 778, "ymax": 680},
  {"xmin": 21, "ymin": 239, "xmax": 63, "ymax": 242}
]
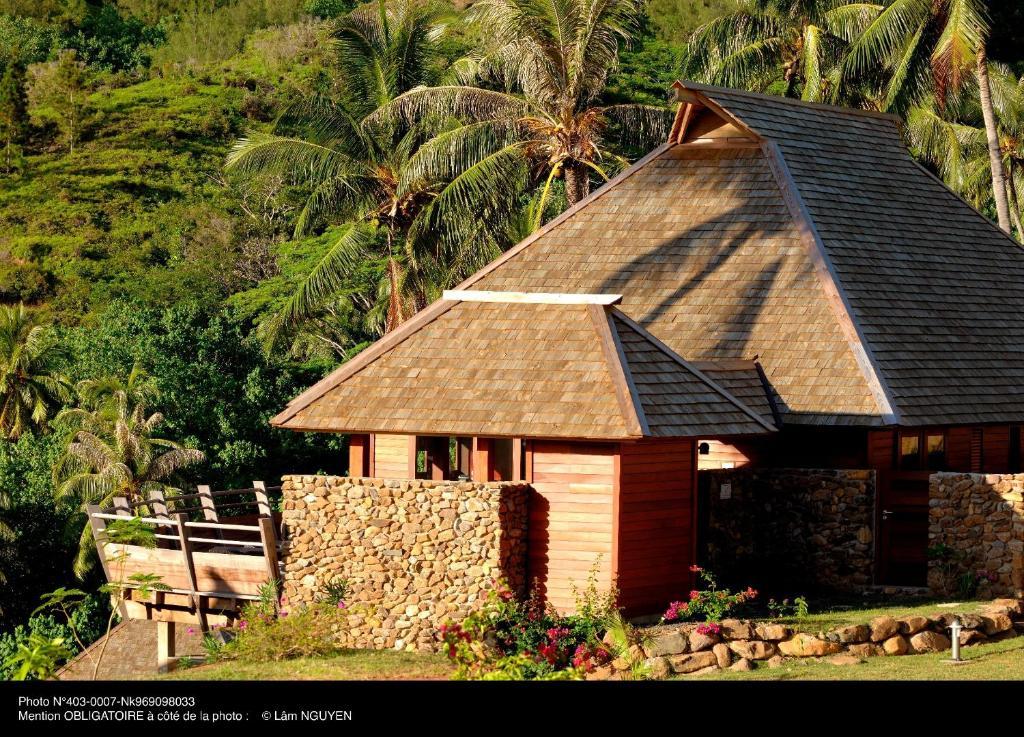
[
  {"xmin": 609, "ymin": 310, "xmax": 777, "ymax": 433},
  {"xmin": 271, "ymin": 424, "xmax": 639, "ymax": 441},
  {"xmin": 444, "ymin": 290, "xmax": 622, "ymax": 305},
  {"xmin": 588, "ymin": 304, "xmax": 648, "ymax": 438},
  {"xmin": 760, "ymin": 140, "xmax": 900, "ymax": 424},
  {"xmin": 271, "ymin": 297, "xmax": 461, "ymax": 426}
]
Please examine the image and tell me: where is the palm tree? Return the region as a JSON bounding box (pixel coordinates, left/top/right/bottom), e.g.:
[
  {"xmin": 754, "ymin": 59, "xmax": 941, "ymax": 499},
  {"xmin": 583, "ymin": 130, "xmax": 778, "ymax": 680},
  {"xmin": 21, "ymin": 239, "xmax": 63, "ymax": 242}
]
[
  {"xmin": 0, "ymin": 303, "xmax": 73, "ymax": 440},
  {"xmin": 54, "ymin": 390, "xmax": 205, "ymax": 576},
  {"xmin": 841, "ymin": 0, "xmax": 1010, "ymax": 232},
  {"xmin": 683, "ymin": 0, "xmax": 876, "ymax": 102},
  {"xmin": 907, "ymin": 62, "xmax": 1024, "ymax": 240},
  {"xmin": 227, "ymin": 1, "xmax": 480, "ymax": 336},
  {"xmin": 369, "ymin": 0, "xmax": 672, "ymax": 227}
]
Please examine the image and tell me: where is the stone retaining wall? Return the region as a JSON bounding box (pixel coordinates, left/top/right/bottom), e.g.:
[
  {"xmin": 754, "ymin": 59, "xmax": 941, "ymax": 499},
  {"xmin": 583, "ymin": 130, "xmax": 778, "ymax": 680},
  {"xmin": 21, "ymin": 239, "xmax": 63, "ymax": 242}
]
[
  {"xmin": 702, "ymin": 468, "xmax": 875, "ymax": 592},
  {"xmin": 280, "ymin": 475, "xmax": 529, "ymax": 651},
  {"xmin": 929, "ymin": 472, "xmax": 1024, "ymax": 597},
  {"xmin": 593, "ymin": 598, "xmax": 1024, "ymax": 679}
]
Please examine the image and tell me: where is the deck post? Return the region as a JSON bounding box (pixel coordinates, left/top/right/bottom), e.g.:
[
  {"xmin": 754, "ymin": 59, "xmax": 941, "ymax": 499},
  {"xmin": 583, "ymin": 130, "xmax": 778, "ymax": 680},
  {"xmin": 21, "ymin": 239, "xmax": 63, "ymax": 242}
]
[
  {"xmin": 156, "ymin": 621, "xmax": 176, "ymax": 674},
  {"xmin": 348, "ymin": 435, "xmax": 370, "ymax": 478},
  {"xmin": 472, "ymin": 437, "xmax": 494, "ymax": 481},
  {"xmin": 258, "ymin": 516, "xmax": 281, "ymax": 607},
  {"xmin": 112, "ymin": 496, "xmax": 130, "ymax": 516},
  {"xmin": 148, "ymin": 488, "xmax": 169, "ymax": 520},
  {"xmin": 198, "ymin": 484, "xmax": 218, "ymax": 521},
  {"xmin": 87, "ymin": 504, "xmax": 128, "ymax": 620},
  {"xmin": 174, "ymin": 513, "xmax": 206, "ymax": 630},
  {"xmin": 253, "ymin": 480, "xmax": 272, "ymax": 518}
]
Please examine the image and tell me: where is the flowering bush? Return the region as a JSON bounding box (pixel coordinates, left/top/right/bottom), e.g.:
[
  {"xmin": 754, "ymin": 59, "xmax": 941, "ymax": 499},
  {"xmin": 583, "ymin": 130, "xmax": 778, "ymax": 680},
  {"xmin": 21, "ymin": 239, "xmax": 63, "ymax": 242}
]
[
  {"xmin": 662, "ymin": 566, "xmax": 757, "ymax": 624},
  {"xmin": 439, "ymin": 578, "xmax": 615, "ymax": 680},
  {"xmin": 215, "ymin": 595, "xmax": 352, "ymax": 663}
]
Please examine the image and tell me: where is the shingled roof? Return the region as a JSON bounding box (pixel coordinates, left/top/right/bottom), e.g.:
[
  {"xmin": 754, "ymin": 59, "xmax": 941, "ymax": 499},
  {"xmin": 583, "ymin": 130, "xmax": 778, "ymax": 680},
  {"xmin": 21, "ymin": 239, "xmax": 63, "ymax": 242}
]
[
  {"xmin": 277, "ymin": 82, "xmax": 1024, "ymax": 431},
  {"xmin": 272, "ymin": 292, "xmax": 775, "ymax": 440}
]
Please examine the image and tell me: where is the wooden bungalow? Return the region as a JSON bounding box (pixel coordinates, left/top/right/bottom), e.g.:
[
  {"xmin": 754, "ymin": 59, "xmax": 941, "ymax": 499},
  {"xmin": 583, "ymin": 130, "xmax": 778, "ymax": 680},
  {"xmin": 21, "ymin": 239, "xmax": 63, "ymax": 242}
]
[{"xmin": 273, "ymin": 81, "xmax": 1024, "ymax": 600}]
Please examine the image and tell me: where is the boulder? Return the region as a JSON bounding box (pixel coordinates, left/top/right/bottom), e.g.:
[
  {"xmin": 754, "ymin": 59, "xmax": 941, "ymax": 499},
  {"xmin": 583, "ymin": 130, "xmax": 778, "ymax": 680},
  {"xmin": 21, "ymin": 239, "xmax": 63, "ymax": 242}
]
[
  {"xmin": 645, "ymin": 656, "xmax": 672, "ymax": 680},
  {"xmin": 756, "ymin": 623, "xmax": 792, "ymax": 641},
  {"xmin": 689, "ymin": 664, "xmax": 720, "ymax": 676},
  {"xmin": 959, "ymin": 629, "xmax": 987, "ymax": 647},
  {"xmin": 728, "ymin": 640, "xmax": 776, "ymax": 661},
  {"xmin": 882, "ymin": 635, "xmax": 909, "ymax": 656},
  {"xmin": 981, "ymin": 613, "xmax": 1014, "ymax": 635},
  {"xmin": 719, "ymin": 619, "xmax": 755, "ymax": 640},
  {"xmin": 586, "ymin": 666, "xmax": 615, "ymax": 681},
  {"xmin": 897, "ymin": 615, "xmax": 929, "ymax": 635},
  {"xmin": 688, "ymin": 630, "xmax": 718, "ymax": 652},
  {"xmin": 729, "ymin": 657, "xmax": 754, "ymax": 672},
  {"xmin": 989, "ymin": 598, "xmax": 1024, "ymax": 617},
  {"xmin": 869, "ymin": 616, "xmax": 899, "ymax": 642},
  {"xmin": 669, "ymin": 650, "xmax": 719, "ymax": 674},
  {"xmin": 643, "ymin": 630, "xmax": 688, "ymax": 658},
  {"xmin": 830, "ymin": 624, "xmax": 870, "ymax": 644},
  {"xmin": 712, "ymin": 642, "xmax": 732, "ymax": 669},
  {"xmin": 847, "ymin": 643, "xmax": 883, "ymax": 658},
  {"xmin": 909, "ymin": 631, "xmax": 951, "ymax": 654},
  {"xmin": 778, "ymin": 633, "xmax": 842, "ymax": 657},
  {"xmin": 765, "ymin": 654, "xmax": 786, "ymax": 668}
]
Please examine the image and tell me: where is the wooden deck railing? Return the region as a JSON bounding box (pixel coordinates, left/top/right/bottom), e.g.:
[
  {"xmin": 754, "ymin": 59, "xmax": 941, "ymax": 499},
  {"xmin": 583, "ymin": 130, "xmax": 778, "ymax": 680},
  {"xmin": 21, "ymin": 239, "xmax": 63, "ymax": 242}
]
[{"xmin": 88, "ymin": 481, "xmax": 285, "ymax": 633}]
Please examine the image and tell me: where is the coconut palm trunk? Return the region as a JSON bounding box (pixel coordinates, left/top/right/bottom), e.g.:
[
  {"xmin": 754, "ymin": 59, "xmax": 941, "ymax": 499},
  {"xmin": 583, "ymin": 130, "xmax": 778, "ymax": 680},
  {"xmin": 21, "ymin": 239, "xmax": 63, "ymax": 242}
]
[
  {"xmin": 564, "ymin": 163, "xmax": 591, "ymax": 206},
  {"xmin": 977, "ymin": 47, "xmax": 1011, "ymax": 233}
]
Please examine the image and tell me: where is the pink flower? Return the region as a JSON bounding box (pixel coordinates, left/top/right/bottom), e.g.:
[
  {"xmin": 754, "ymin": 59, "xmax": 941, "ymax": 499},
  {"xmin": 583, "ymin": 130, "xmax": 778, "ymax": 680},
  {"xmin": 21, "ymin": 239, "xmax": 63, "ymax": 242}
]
[
  {"xmin": 689, "ymin": 565, "xmax": 703, "ymax": 573},
  {"xmin": 337, "ymin": 600, "xmax": 347, "ymax": 609},
  {"xmin": 280, "ymin": 610, "xmax": 289, "ymax": 617},
  {"xmin": 689, "ymin": 590, "xmax": 700, "ymax": 601},
  {"xmin": 186, "ymin": 627, "xmax": 195, "ymax": 635}
]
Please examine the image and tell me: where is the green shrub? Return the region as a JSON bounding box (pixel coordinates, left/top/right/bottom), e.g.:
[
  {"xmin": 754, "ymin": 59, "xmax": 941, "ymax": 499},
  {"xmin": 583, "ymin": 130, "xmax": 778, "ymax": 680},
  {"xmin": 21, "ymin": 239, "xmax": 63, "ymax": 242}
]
[{"xmin": 218, "ymin": 601, "xmax": 347, "ymax": 663}]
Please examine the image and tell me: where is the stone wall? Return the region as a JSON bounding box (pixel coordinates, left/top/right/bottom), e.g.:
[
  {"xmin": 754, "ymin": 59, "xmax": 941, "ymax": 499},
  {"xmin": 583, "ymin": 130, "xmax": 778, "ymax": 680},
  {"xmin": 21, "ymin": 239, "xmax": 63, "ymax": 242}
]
[
  {"xmin": 280, "ymin": 475, "xmax": 529, "ymax": 651},
  {"xmin": 928, "ymin": 473, "xmax": 1024, "ymax": 598},
  {"xmin": 702, "ymin": 468, "xmax": 875, "ymax": 592},
  {"xmin": 594, "ymin": 598, "xmax": 1024, "ymax": 679}
]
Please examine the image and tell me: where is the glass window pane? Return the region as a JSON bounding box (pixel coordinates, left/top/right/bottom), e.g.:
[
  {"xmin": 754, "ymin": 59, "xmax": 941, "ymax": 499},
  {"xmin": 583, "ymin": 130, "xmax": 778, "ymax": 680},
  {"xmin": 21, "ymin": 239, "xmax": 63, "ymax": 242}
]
[
  {"xmin": 900, "ymin": 434, "xmax": 920, "ymax": 469},
  {"xmin": 926, "ymin": 433, "xmax": 946, "ymax": 470}
]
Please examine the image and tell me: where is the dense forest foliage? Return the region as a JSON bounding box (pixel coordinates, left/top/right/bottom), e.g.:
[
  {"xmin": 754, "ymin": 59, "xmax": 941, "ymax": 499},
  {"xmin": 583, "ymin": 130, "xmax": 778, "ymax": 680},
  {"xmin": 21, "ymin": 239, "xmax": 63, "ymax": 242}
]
[{"xmin": 1, "ymin": 0, "xmax": 1023, "ymax": 674}]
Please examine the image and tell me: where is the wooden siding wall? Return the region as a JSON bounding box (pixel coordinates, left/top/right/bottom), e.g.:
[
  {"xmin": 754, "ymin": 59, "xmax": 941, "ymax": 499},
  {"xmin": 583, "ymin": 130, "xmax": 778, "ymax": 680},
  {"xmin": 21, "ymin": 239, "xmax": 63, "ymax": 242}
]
[
  {"xmin": 617, "ymin": 439, "xmax": 695, "ymax": 614},
  {"xmin": 526, "ymin": 441, "xmax": 616, "ymax": 612},
  {"xmin": 697, "ymin": 439, "xmax": 756, "ymax": 470},
  {"xmin": 373, "ymin": 434, "xmax": 413, "ymax": 478}
]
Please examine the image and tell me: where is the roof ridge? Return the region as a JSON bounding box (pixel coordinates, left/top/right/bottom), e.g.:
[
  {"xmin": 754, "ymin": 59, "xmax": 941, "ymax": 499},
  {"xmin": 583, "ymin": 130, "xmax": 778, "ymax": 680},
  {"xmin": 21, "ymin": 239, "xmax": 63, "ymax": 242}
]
[
  {"xmin": 587, "ymin": 305, "xmax": 648, "ymax": 437},
  {"xmin": 674, "ymin": 80, "xmax": 902, "ymax": 124},
  {"xmin": 609, "ymin": 310, "xmax": 777, "ymax": 433},
  {"xmin": 759, "ymin": 140, "xmax": 900, "ymax": 424}
]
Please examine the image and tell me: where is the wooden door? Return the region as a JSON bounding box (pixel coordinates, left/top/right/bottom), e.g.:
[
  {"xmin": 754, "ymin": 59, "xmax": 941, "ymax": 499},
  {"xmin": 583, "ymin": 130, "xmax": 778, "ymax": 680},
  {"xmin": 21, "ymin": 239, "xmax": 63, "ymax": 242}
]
[{"xmin": 871, "ymin": 430, "xmax": 931, "ymax": 586}]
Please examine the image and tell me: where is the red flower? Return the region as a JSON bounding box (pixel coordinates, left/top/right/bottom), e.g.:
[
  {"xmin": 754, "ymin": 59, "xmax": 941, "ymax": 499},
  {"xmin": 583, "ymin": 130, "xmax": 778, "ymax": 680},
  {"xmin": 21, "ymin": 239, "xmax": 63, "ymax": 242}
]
[{"xmin": 689, "ymin": 565, "xmax": 703, "ymax": 573}]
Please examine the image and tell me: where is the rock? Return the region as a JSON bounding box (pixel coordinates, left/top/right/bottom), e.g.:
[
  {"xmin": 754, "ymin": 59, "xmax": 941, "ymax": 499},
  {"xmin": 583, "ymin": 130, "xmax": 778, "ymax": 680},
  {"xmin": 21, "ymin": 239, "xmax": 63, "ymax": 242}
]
[
  {"xmin": 643, "ymin": 630, "xmax": 688, "ymax": 658},
  {"xmin": 847, "ymin": 643, "xmax": 883, "ymax": 658},
  {"xmin": 959, "ymin": 629, "xmax": 987, "ymax": 646},
  {"xmin": 689, "ymin": 664, "xmax": 720, "ymax": 676},
  {"xmin": 909, "ymin": 631, "xmax": 951, "ymax": 654},
  {"xmin": 719, "ymin": 619, "xmax": 755, "ymax": 640},
  {"xmin": 688, "ymin": 630, "xmax": 718, "ymax": 652},
  {"xmin": 729, "ymin": 657, "xmax": 754, "ymax": 672},
  {"xmin": 756, "ymin": 623, "xmax": 792, "ymax": 641},
  {"xmin": 830, "ymin": 624, "xmax": 870, "ymax": 644},
  {"xmin": 826, "ymin": 655, "xmax": 863, "ymax": 666},
  {"xmin": 765, "ymin": 654, "xmax": 786, "ymax": 668},
  {"xmin": 778, "ymin": 633, "xmax": 842, "ymax": 657},
  {"xmin": 728, "ymin": 640, "xmax": 776, "ymax": 661},
  {"xmin": 869, "ymin": 616, "xmax": 899, "ymax": 642},
  {"xmin": 669, "ymin": 650, "xmax": 719, "ymax": 674},
  {"xmin": 712, "ymin": 642, "xmax": 732, "ymax": 669},
  {"xmin": 897, "ymin": 616, "xmax": 929, "ymax": 635},
  {"xmin": 990, "ymin": 598, "xmax": 1024, "ymax": 616},
  {"xmin": 882, "ymin": 635, "xmax": 909, "ymax": 656},
  {"xmin": 981, "ymin": 613, "xmax": 1013, "ymax": 635},
  {"xmin": 645, "ymin": 656, "xmax": 672, "ymax": 680},
  {"xmin": 586, "ymin": 666, "xmax": 614, "ymax": 681}
]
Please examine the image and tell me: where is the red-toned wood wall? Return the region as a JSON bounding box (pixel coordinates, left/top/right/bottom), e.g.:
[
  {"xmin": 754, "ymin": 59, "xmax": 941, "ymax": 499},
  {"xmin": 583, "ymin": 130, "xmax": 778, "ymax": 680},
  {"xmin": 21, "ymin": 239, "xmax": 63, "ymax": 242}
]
[
  {"xmin": 617, "ymin": 438, "xmax": 696, "ymax": 614},
  {"xmin": 525, "ymin": 438, "xmax": 696, "ymax": 615}
]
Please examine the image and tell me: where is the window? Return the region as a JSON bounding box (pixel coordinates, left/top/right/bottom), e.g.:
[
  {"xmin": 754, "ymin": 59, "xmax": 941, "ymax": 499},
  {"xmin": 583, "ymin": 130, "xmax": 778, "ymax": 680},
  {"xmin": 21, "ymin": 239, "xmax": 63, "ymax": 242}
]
[
  {"xmin": 898, "ymin": 430, "xmax": 947, "ymax": 471},
  {"xmin": 899, "ymin": 434, "xmax": 920, "ymax": 470},
  {"xmin": 926, "ymin": 433, "xmax": 946, "ymax": 470}
]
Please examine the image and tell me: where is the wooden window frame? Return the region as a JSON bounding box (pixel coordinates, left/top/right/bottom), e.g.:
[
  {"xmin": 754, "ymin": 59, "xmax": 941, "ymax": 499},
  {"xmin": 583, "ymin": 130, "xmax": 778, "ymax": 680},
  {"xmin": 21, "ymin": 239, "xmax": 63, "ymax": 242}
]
[{"xmin": 897, "ymin": 429, "xmax": 947, "ymax": 472}]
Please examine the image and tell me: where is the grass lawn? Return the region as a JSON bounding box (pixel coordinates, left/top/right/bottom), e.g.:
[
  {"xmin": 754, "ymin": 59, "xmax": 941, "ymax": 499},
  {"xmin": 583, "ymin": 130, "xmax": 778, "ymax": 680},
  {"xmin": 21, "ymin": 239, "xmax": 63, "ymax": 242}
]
[
  {"xmin": 693, "ymin": 636, "xmax": 1024, "ymax": 680},
  {"xmin": 773, "ymin": 597, "xmax": 987, "ymax": 634},
  {"xmin": 163, "ymin": 649, "xmax": 454, "ymax": 681}
]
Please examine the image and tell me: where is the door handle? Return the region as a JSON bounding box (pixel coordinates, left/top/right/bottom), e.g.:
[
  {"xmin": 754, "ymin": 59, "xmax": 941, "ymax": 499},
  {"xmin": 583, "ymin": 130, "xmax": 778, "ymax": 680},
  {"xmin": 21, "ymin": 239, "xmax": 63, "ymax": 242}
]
[{"xmin": 881, "ymin": 510, "xmax": 893, "ymax": 520}]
